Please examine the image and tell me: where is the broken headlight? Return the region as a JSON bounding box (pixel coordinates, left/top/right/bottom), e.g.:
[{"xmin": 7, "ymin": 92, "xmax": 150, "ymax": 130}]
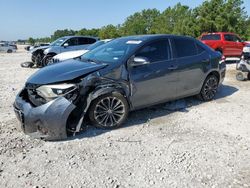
[{"xmin": 36, "ymin": 84, "xmax": 78, "ymax": 102}]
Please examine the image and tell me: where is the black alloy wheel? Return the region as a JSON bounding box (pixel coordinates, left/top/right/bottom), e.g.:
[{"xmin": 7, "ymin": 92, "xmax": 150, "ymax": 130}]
[
  {"xmin": 199, "ymin": 75, "xmax": 219, "ymax": 101},
  {"xmin": 89, "ymin": 93, "xmax": 129, "ymax": 129}
]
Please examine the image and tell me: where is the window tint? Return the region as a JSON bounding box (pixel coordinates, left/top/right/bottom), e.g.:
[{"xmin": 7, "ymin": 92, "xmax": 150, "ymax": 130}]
[
  {"xmin": 135, "ymin": 40, "xmax": 170, "ymax": 63},
  {"xmin": 201, "ymin": 34, "xmax": 221, "ymax": 40},
  {"xmin": 66, "ymin": 38, "xmax": 78, "ymax": 46},
  {"xmin": 224, "ymin": 34, "xmax": 235, "ymax": 42},
  {"xmin": 78, "ymin": 37, "xmax": 96, "ymax": 45},
  {"xmin": 196, "ymin": 43, "xmax": 206, "ymax": 54},
  {"xmin": 173, "ymin": 38, "xmax": 197, "ymax": 58}
]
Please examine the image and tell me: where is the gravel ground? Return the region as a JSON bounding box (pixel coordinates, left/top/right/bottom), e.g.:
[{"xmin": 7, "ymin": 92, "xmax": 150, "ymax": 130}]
[{"xmin": 0, "ymin": 46, "xmax": 250, "ymax": 188}]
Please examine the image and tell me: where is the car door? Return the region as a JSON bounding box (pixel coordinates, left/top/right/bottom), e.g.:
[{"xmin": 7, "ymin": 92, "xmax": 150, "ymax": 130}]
[
  {"xmin": 128, "ymin": 39, "xmax": 178, "ymax": 109},
  {"xmin": 61, "ymin": 37, "xmax": 78, "ymax": 53},
  {"xmin": 223, "ymin": 34, "xmax": 237, "ymax": 56},
  {"xmin": 171, "ymin": 37, "xmax": 209, "ymax": 97},
  {"xmin": 232, "ymin": 35, "xmax": 245, "ymax": 56},
  {"xmin": 78, "ymin": 37, "xmax": 96, "ymax": 50}
]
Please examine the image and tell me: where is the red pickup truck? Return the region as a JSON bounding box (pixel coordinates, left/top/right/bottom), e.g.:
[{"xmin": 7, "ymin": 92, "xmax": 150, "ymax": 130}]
[{"xmin": 200, "ymin": 32, "xmax": 246, "ymax": 57}]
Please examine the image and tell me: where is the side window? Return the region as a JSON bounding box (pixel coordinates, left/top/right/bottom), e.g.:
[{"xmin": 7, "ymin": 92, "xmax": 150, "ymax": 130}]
[
  {"xmin": 135, "ymin": 40, "xmax": 170, "ymax": 63},
  {"xmin": 232, "ymin": 35, "xmax": 241, "ymax": 42},
  {"xmin": 66, "ymin": 38, "xmax": 78, "ymax": 46},
  {"xmin": 87, "ymin": 38, "xmax": 97, "ymax": 44},
  {"xmin": 78, "ymin": 38, "xmax": 96, "ymax": 45},
  {"xmin": 173, "ymin": 38, "xmax": 197, "ymax": 58},
  {"xmin": 224, "ymin": 34, "xmax": 234, "ymax": 42},
  {"xmin": 196, "ymin": 43, "xmax": 206, "ymax": 54}
]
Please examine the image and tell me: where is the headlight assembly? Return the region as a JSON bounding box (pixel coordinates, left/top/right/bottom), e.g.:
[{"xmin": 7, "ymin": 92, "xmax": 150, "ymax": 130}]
[{"xmin": 36, "ymin": 84, "xmax": 78, "ymax": 102}]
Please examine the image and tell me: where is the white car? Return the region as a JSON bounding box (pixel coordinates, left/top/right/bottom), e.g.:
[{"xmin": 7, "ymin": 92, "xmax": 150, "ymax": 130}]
[
  {"xmin": 0, "ymin": 43, "xmax": 16, "ymax": 53},
  {"xmin": 51, "ymin": 39, "xmax": 112, "ymax": 64}
]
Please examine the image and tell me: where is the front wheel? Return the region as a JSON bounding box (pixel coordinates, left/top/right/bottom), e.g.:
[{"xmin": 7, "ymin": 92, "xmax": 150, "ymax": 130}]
[
  {"xmin": 88, "ymin": 93, "xmax": 129, "ymax": 129},
  {"xmin": 42, "ymin": 55, "xmax": 54, "ymax": 67},
  {"xmin": 247, "ymin": 72, "xmax": 250, "ymax": 80},
  {"xmin": 198, "ymin": 75, "xmax": 219, "ymax": 101}
]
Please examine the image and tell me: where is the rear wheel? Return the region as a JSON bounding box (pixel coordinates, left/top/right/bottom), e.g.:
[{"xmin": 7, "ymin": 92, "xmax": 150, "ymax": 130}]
[
  {"xmin": 247, "ymin": 72, "xmax": 250, "ymax": 80},
  {"xmin": 7, "ymin": 49, "xmax": 12, "ymax": 53},
  {"xmin": 198, "ymin": 75, "xmax": 219, "ymax": 101},
  {"xmin": 88, "ymin": 93, "xmax": 129, "ymax": 129}
]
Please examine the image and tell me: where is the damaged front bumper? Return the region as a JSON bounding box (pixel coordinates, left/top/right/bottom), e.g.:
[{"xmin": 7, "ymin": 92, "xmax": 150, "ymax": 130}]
[{"xmin": 13, "ymin": 90, "xmax": 76, "ymax": 141}]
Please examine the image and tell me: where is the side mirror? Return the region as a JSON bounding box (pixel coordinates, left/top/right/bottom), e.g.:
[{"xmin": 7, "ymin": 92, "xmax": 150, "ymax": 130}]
[
  {"xmin": 63, "ymin": 43, "xmax": 69, "ymax": 48},
  {"xmin": 131, "ymin": 57, "xmax": 150, "ymax": 67}
]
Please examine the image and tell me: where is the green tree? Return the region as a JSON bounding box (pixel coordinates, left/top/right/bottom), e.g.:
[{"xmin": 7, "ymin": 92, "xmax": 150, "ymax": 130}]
[
  {"xmin": 77, "ymin": 28, "xmax": 100, "ymax": 37},
  {"xmin": 121, "ymin": 9, "xmax": 160, "ymax": 35},
  {"xmin": 193, "ymin": 0, "xmax": 248, "ymax": 37},
  {"xmin": 28, "ymin": 37, "xmax": 35, "ymax": 45},
  {"xmin": 151, "ymin": 3, "xmax": 199, "ymax": 37},
  {"xmin": 99, "ymin": 24, "xmax": 121, "ymax": 39},
  {"xmin": 51, "ymin": 29, "xmax": 76, "ymax": 41}
]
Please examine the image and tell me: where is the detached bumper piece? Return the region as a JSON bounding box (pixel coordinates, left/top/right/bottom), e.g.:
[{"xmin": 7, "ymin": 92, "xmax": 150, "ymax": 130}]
[{"xmin": 13, "ymin": 90, "xmax": 76, "ymax": 141}]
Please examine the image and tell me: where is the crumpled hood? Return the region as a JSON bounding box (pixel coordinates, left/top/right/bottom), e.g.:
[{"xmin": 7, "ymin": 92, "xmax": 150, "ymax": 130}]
[
  {"xmin": 53, "ymin": 50, "xmax": 89, "ymax": 62},
  {"xmin": 27, "ymin": 59, "xmax": 107, "ymax": 85},
  {"xmin": 31, "ymin": 45, "xmax": 49, "ymax": 53}
]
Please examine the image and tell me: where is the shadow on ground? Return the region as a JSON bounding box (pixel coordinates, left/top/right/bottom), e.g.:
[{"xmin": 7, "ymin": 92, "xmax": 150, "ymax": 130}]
[{"xmin": 64, "ymin": 84, "xmax": 238, "ymax": 141}]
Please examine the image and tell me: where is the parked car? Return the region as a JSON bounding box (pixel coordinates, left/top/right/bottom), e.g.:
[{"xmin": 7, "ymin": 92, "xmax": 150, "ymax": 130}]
[
  {"xmin": 50, "ymin": 39, "xmax": 112, "ymax": 64},
  {"xmin": 31, "ymin": 36, "xmax": 98, "ymax": 67},
  {"xmin": 25, "ymin": 43, "xmax": 50, "ymax": 51},
  {"xmin": 236, "ymin": 44, "xmax": 250, "ymax": 81},
  {"xmin": 14, "ymin": 34, "xmax": 226, "ymax": 140},
  {"xmin": 200, "ymin": 32, "xmax": 247, "ymax": 57},
  {"xmin": 0, "ymin": 43, "xmax": 16, "ymax": 53}
]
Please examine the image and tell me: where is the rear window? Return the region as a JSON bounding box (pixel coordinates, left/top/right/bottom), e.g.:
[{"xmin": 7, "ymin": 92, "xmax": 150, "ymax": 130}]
[
  {"xmin": 201, "ymin": 34, "xmax": 221, "ymax": 40},
  {"xmin": 173, "ymin": 38, "xmax": 197, "ymax": 58}
]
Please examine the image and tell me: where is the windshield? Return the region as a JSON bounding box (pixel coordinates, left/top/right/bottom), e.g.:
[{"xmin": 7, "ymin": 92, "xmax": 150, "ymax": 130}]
[
  {"xmin": 81, "ymin": 38, "xmax": 141, "ymax": 63},
  {"xmin": 50, "ymin": 37, "xmax": 68, "ymax": 46}
]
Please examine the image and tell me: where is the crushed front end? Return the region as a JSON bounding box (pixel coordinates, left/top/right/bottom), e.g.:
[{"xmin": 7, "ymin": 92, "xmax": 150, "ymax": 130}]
[{"xmin": 13, "ymin": 83, "xmax": 81, "ymax": 140}]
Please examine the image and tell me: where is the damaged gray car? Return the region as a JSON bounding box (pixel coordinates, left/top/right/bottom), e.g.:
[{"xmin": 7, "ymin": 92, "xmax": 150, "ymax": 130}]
[{"xmin": 14, "ymin": 35, "xmax": 226, "ymax": 140}]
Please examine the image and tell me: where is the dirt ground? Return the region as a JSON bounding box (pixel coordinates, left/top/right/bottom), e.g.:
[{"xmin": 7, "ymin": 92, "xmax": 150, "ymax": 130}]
[{"xmin": 0, "ymin": 46, "xmax": 250, "ymax": 188}]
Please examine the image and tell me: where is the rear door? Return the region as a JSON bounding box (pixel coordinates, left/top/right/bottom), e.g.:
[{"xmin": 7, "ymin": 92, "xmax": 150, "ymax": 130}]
[
  {"xmin": 129, "ymin": 39, "xmax": 178, "ymax": 109},
  {"xmin": 171, "ymin": 37, "xmax": 209, "ymax": 97},
  {"xmin": 223, "ymin": 34, "xmax": 238, "ymax": 56}
]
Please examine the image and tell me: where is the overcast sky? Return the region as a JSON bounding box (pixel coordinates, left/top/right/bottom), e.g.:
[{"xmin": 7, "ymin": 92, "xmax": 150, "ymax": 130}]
[{"xmin": 0, "ymin": 0, "xmax": 249, "ymax": 41}]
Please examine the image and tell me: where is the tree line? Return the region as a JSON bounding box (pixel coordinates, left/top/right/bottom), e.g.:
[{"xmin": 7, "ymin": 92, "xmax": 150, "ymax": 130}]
[{"xmin": 28, "ymin": 0, "xmax": 250, "ymax": 45}]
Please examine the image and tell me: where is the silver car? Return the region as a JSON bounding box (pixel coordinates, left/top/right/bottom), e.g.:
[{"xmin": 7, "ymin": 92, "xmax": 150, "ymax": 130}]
[
  {"xmin": 0, "ymin": 43, "xmax": 16, "ymax": 53},
  {"xmin": 31, "ymin": 36, "xmax": 98, "ymax": 67}
]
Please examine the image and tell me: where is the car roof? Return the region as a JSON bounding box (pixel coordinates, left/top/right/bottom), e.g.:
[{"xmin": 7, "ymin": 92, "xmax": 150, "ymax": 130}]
[
  {"xmin": 202, "ymin": 32, "xmax": 238, "ymax": 35},
  {"xmin": 119, "ymin": 34, "xmax": 195, "ymax": 42},
  {"xmin": 61, "ymin": 36, "xmax": 99, "ymax": 40}
]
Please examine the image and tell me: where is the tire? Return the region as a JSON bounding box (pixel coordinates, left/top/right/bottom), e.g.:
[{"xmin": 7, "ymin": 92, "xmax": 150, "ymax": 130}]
[
  {"xmin": 88, "ymin": 93, "xmax": 129, "ymax": 129},
  {"xmin": 236, "ymin": 72, "xmax": 245, "ymax": 81},
  {"xmin": 35, "ymin": 53, "xmax": 42, "ymax": 67},
  {"xmin": 42, "ymin": 55, "xmax": 54, "ymax": 67},
  {"xmin": 247, "ymin": 72, "xmax": 250, "ymax": 80},
  {"xmin": 198, "ymin": 75, "xmax": 219, "ymax": 101},
  {"xmin": 20, "ymin": 62, "xmax": 34, "ymax": 68},
  {"xmin": 7, "ymin": 49, "xmax": 12, "ymax": 53}
]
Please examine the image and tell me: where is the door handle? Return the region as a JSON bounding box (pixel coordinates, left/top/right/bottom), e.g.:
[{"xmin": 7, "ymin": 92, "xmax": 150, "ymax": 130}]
[
  {"xmin": 202, "ymin": 59, "xmax": 210, "ymax": 63},
  {"xmin": 168, "ymin": 65, "xmax": 178, "ymax": 70}
]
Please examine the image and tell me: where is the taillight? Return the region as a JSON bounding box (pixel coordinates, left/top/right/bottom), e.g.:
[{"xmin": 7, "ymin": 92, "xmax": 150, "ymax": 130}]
[{"xmin": 221, "ymin": 55, "xmax": 226, "ymax": 61}]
